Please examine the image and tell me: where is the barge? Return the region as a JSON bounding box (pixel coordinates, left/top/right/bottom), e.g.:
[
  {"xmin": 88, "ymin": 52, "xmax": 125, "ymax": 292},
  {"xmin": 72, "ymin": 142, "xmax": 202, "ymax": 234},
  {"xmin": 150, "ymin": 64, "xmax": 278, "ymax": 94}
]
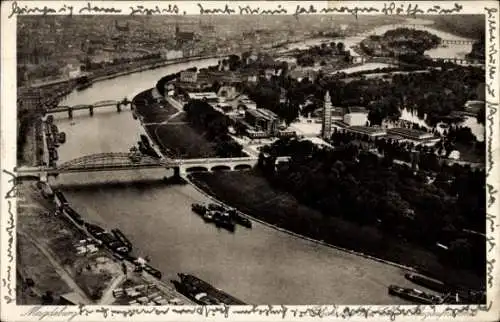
[
  {"xmin": 404, "ymin": 273, "xmax": 450, "ymax": 293},
  {"xmin": 212, "ymin": 211, "xmax": 235, "ymax": 232},
  {"xmin": 388, "ymin": 285, "xmax": 443, "ymax": 304},
  {"xmin": 207, "ymin": 203, "xmax": 252, "ymax": 228},
  {"xmin": 84, "ymin": 223, "xmax": 130, "ymax": 255},
  {"xmin": 227, "ymin": 208, "xmax": 252, "ymax": 228},
  {"xmin": 53, "ymin": 190, "xmax": 69, "ymax": 208},
  {"xmin": 404, "ymin": 273, "xmax": 486, "ymax": 304},
  {"xmin": 191, "ymin": 203, "xmax": 207, "ymax": 216},
  {"xmin": 85, "ymin": 223, "xmax": 106, "ymax": 240},
  {"xmin": 111, "ymin": 228, "xmax": 133, "ymax": 252},
  {"xmin": 172, "ymin": 273, "xmax": 246, "ymax": 305},
  {"xmin": 61, "ymin": 205, "xmax": 85, "ymax": 226}
]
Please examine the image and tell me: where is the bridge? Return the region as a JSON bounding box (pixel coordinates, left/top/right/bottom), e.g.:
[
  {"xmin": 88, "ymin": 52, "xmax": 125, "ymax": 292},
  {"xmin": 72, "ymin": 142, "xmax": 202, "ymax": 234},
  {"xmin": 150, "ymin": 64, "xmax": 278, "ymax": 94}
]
[
  {"xmin": 349, "ymin": 54, "xmax": 483, "ymax": 67},
  {"xmin": 440, "ymin": 39, "xmax": 475, "ymax": 45},
  {"xmin": 15, "ymin": 152, "xmax": 258, "ymax": 179},
  {"xmin": 46, "ymin": 98, "xmax": 132, "ymax": 119},
  {"xmin": 431, "ymin": 57, "xmax": 484, "ymax": 66}
]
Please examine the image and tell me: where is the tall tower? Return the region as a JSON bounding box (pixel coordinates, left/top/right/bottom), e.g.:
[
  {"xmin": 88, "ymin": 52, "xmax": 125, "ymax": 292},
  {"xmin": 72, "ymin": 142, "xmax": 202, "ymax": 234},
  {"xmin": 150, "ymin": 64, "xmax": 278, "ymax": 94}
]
[{"xmin": 322, "ymin": 91, "xmax": 332, "ymax": 140}]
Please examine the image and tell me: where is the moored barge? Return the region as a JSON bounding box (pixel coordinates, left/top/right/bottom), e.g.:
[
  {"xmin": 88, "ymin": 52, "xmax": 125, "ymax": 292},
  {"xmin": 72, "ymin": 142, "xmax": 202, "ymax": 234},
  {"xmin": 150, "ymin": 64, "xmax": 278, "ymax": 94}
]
[
  {"xmin": 388, "ymin": 285, "xmax": 443, "ymax": 304},
  {"xmin": 172, "ymin": 273, "xmax": 246, "ymax": 305},
  {"xmin": 111, "ymin": 228, "xmax": 133, "ymax": 252},
  {"xmin": 404, "ymin": 273, "xmax": 450, "ymax": 293}
]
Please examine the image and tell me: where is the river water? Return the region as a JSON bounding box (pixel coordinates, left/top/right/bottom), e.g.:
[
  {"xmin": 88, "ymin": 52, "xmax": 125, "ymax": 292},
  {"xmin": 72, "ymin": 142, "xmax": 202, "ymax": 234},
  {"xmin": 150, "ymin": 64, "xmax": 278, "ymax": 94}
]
[{"xmin": 51, "ymin": 22, "xmax": 479, "ymax": 304}]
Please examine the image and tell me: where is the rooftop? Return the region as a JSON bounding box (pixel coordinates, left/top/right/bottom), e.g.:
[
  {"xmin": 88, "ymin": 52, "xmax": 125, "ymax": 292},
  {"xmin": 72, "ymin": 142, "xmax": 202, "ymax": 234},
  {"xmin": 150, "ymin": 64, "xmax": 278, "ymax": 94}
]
[
  {"xmin": 347, "ymin": 126, "xmax": 387, "ymax": 136},
  {"xmin": 246, "ymin": 108, "xmax": 279, "ymax": 120},
  {"xmin": 187, "ymin": 92, "xmax": 218, "ymax": 100},
  {"xmin": 347, "ymin": 106, "xmax": 368, "ymax": 114},
  {"xmin": 387, "ymin": 128, "xmax": 436, "ymax": 140}
]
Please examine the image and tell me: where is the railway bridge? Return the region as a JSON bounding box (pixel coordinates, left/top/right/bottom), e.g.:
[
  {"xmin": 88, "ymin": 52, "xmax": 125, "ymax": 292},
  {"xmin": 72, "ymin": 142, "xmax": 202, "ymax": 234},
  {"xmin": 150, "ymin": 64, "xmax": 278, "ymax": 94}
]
[
  {"xmin": 46, "ymin": 98, "xmax": 132, "ymax": 119},
  {"xmin": 440, "ymin": 39, "xmax": 475, "ymax": 45},
  {"xmin": 431, "ymin": 57, "xmax": 484, "ymax": 66},
  {"xmin": 15, "ymin": 153, "xmax": 258, "ymax": 181}
]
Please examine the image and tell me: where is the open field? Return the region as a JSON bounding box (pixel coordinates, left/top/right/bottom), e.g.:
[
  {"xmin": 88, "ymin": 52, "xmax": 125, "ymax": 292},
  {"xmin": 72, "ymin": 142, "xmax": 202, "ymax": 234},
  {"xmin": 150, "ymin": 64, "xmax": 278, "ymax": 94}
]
[
  {"xmin": 190, "ymin": 170, "xmax": 483, "ymax": 290},
  {"xmin": 154, "ymin": 124, "xmax": 219, "ymax": 159},
  {"xmin": 133, "ymin": 89, "xmax": 179, "ymax": 124},
  {"xmin": 17, "ymin": 234, "xmax": 72, "ymax": 304},
  {"xmin": 17, "ymin": 182, "xmax": 120, "ymax": 302}
]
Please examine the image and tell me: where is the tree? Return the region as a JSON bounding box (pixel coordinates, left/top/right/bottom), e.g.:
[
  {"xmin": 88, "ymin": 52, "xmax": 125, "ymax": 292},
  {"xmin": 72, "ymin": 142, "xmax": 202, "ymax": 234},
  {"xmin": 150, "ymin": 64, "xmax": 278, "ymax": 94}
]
[
  {"xmin": 448, "ymin": 238, "xmax": 473, "ymax": 268},
  {"xmin": 344, "ymin": 50, "xmax": 351, "ymax": 63},
  {"xmin": 336, "ymin": 42, "xmax": 345, "ymax": 54},
  {"xmin": 41, "ymin": 291, "xmax": 54, "ymax": 304},
  {"xmin": 476, "ymin": 106, "xmax": 485, "ymax": 125}
]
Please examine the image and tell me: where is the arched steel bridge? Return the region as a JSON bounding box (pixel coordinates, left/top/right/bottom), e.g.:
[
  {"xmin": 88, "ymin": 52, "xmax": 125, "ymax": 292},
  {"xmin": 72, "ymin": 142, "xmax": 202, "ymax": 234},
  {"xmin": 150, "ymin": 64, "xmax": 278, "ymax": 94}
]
[{"xmin": 15, "ymin": 152, "xmax": 258, "ymax": 176}]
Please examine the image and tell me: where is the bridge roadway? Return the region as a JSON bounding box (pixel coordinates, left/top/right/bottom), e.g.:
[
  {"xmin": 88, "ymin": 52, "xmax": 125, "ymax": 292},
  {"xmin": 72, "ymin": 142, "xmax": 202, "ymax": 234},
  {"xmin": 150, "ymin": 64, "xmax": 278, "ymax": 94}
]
[
  {"xmin": 440, "ymin": 39, "xmax": 475, "ymax": 45},
  {"xmin": 15, "ymin": 153, "xmax": 258, "ymax": 177},
  {"xmin": 46, "ymin": 99, "xmax": 133, "ymax": 118}
]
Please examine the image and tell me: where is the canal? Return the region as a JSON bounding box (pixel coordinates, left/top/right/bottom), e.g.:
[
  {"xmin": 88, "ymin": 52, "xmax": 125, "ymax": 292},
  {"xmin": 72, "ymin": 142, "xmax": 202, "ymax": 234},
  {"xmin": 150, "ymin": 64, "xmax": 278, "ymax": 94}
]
[{"xmin": 51, "ymin": 22, "xmax": 480, "ymax": 304}]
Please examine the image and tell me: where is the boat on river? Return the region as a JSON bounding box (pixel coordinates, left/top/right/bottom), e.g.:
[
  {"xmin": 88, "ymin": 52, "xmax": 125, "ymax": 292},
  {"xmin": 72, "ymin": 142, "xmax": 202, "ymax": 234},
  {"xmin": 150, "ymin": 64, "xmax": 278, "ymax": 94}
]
[
  {"xmin": 212, "ymin": 211, "xmax": 235, "ymax": 232},
  {"xmin": 208, "ymin": 203, "xmax": 252, "ymax": 229},
  {"xmin": 61, "ymin": 204, "xmax": 85, "ymax": 226},
  {"xmin": 227, "ymin": 208, "xmax": 252, "ymax": 228},
  {"xmin": 171, "ymin": 273, "xmax": 246, "ymax": 305},
  {"xmin": 84, "ymin": 223, "xmax": 130, "ymax": 255},
  {"xmin": 388, "ymin": 285, "xmax": 443, "ymax": 304},
  {"xmin": 191, "ymin": 203, "xmax": 216, "ymax": 222},
  {"xmin": 404, "ymin": 273, "xmax": 486, "ymax": 304},
  {"xmin": 111, "ymin": 228, "xmax": 133, "ymax": 252},
  {"xmin": 404, "ymin": 273, "xmax": 450, "ymax": 293},
  {"xmin": 191, "ymin": 203, "xmax": 207, "ymax": 215}
]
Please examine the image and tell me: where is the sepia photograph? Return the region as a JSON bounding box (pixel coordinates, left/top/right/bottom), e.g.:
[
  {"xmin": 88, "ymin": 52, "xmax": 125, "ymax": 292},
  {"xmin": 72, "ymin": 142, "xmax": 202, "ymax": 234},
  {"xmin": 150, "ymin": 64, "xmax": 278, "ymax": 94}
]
[{"xmin": 1, "ymin": 1, "xmax": 499, "ymax": 321}]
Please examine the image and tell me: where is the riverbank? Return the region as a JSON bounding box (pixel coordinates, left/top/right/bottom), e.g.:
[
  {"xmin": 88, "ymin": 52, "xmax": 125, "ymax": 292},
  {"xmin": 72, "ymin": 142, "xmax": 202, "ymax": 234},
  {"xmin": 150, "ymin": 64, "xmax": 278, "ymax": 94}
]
[
  {"xmin": 20, "ymin": 54, "xmax": 226, "ymax": 93},
  {"xmin": 17, "ymin": 179, "xmax": 194, "ymax": 305},
  {"xmin": 91, "ymin": 55, "xmax": 226, "ymax": 84},
  {"xmin": 188, "ymin": 170, "xmax": 484, "ymax": 291}
]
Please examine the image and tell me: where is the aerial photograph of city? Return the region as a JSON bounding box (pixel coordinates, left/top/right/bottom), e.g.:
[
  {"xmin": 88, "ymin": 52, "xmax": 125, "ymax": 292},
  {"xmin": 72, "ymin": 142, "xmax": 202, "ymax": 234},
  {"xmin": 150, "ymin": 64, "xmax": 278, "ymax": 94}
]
[{"xmin": 12, "ymin": 10, "xmax": 488, "ymax": 308}]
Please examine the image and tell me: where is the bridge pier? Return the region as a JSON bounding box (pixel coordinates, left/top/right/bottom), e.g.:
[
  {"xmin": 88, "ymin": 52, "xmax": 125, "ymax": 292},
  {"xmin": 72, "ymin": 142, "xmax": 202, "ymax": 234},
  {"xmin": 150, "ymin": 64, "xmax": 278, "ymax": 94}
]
[
  {"xmin": 116, "ymin": 103, "xmax": 122, "ymax": 113},
  {"xmin": 173, "ymin": 166, "xmax": 181, "ymax": 179},
  {"xmin": 173, "ymin": 166, "xmax": 186, "ymax": 179},
  {"xmin": 89, "ymin": 106, "xmax": 94, "ymax": 117},
  {"xmin": 39, "ymin": 172, "xmax": 48, "ymax": 183},
  {"xmin": 68, "ymin": 108, "xmax": 73, "ymax": 119}
]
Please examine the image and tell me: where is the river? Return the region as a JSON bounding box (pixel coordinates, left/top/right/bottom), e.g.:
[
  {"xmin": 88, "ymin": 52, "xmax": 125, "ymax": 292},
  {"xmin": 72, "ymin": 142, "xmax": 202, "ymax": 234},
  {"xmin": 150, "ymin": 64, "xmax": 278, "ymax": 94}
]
[{"xmin": 51, "ymin": 21, "xmax": 478, "ymax": 304}]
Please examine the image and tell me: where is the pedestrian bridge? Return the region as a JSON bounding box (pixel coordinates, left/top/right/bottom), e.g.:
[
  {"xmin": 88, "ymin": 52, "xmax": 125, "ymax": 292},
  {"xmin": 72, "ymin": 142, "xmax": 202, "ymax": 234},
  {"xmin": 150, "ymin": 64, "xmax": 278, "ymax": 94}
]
[{"xmin": 15, "ymin": 153, "xmax": 258, "ymax": 177}]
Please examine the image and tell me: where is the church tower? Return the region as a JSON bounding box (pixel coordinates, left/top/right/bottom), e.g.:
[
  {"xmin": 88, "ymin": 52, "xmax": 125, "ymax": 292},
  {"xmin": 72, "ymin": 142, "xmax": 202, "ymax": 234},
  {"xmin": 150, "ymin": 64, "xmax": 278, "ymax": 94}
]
[{"xmin": 322, "ymin": 91, "xmax": 333, "ymax": 140}]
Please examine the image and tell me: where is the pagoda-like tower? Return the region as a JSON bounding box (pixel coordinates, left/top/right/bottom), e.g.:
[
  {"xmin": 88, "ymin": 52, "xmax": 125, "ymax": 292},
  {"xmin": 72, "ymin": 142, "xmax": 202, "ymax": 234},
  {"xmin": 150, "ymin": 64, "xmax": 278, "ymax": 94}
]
[{"xmin": 322, "ymin": 91, "xmax": 333, "ymax": 139}]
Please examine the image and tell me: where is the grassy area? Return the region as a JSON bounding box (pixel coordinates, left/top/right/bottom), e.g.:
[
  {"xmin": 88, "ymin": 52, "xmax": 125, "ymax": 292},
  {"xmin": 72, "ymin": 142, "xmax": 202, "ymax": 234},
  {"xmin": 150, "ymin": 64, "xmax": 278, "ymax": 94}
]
[
  {"xmin": 168, "ymin": 112, "xmax": 187, "ymax": 123},
  {"xmin": 133, "ymin": 89, "xmax": 179, "ymax": 124},
  {"xmin": 190, "ymin": 170, "xmax": 483, "ymax": 289},
  {"xmin": 17, "ymin": 182, "xmax": 120, "ymax": 302},
  {"xmin": 74, "ymin": 255, "xmax": 116, "ymax": 301},
  {"xmin": 154, "ymin": 124, "xmax": 219, "ymax": 159},
  {"xmin": 17, "ymin": 234, "xmax": 71, "ymax": 304}
]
